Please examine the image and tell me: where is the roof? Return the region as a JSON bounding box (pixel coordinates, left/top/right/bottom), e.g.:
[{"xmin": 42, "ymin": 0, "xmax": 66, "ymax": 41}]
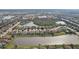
[
  {"xmin": 23, "ymin": 21, "xmax": 38, "ymax": 27},
  {"xmin": 56, "ymin": 21, "xmax": 66, "ymax": 25}
]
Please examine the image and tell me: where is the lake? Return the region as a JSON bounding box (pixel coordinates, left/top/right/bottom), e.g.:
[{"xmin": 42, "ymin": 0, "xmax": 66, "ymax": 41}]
[{"xmin": 13, "ymin": 34, "xmax": 79, "ymax": 46}]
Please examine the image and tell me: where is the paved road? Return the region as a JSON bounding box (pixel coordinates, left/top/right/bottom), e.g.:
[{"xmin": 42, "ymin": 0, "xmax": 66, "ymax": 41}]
[
  {"xmin": 62, "ymin": 18, "xmax": 79, "ymax": 27},
  {"xmin": 0, "ymin": 22, "xmax": 20, "ymax": 37},
  {"xmin": 62, "ymin": 18, "xmax": 79, "ymax": 36}
]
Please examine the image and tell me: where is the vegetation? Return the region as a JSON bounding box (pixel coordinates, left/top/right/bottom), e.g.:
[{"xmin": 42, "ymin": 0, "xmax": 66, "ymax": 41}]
[
  {"xmin": 5, "ymin": 44, "xmax": 79, "ymax": 49},
  {"xmin": 33, "ymin": 18, "xmax": 58, "ymax": 26},
  {"xmin": 13, "ymin": 31, "xmax": 66, "ymax": 37},
  {"xmin": 5, "ymin": 43, "xmax": 14, "ymax": 49},
  {"xmin": 54, "ymin": 32, "xmax": 65, "ymax": 36}
]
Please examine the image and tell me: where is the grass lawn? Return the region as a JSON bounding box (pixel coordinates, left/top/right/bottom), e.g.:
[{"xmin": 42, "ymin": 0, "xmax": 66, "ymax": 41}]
[
  {"xmin": 54, "ymin": 32, "xmax": 66, "ymax": 36},
  {"xmin": 5, "ymin": 43, "xmax": 14, "ymax": 49},
  {"xmin": 5, "ymin": 39, "xmax": 14, "ymax": 49},
  {"xmin": 4, "ymin": 44, "xmax": 79, "ymax": 49}
]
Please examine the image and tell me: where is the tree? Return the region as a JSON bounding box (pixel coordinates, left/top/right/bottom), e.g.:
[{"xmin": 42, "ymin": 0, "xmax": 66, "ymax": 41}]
[
  {"xmin": 27, "ymin": 27, "xmax": 30, "ymax": 31},
  {"xmin": 62, "ymin": 44, "xmax": 65, "ymax": 49},
  {"xmin": 70, "ymin": 44, "xmax": 74, "ymax": 49},
  {"xmin": 14, "ymin": 45, "xmax": 18, "ymax": 49},
  {"xmin": 11, "ymin": 34, "xmax": 14, "ymax": 38},
  {"xmin": 38, "ymin": 44, "xmax": 41, "ymax": 49},
  {"xmin": 45, "ymin": 45, "xmax": 49, "ymax": 49}
]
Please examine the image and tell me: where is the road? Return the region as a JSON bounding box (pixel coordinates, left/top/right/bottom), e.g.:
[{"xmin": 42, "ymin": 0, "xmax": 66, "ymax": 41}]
[
  {"xmin": 62, "ymin": 18, "xmax": 79, "ymax": 27},
  {"xmin": 62, "ymin": 18, "xmax": 79, "ymax": 36},
  {"xmin": 0, "ymin": 22, "xmax": 20, "ymax": 37}
]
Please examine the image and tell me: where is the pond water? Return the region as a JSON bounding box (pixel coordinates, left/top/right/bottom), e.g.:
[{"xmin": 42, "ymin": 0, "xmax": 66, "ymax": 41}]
[{"xmin": 13, "ymin": 34, "xmax": 79, "ymax": 46}]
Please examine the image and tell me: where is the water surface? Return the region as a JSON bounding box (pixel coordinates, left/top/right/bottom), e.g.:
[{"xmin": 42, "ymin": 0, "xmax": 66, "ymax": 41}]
[{"xmin": 13, "ymin": 34, "xmax": 79, "ymax": 45}]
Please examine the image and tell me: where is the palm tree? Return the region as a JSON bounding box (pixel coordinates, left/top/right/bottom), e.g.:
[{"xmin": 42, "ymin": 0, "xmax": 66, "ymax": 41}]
[
  {"xmin": 37, "ymin": 27, "xmax": 40, "ymax": 30},
  {"xmin": 45, "ymin": 45, "xmax": 49, "ymax": 49},
  {"xmin": 27, "ymin": 27, "xmax": 30, "ymax": 32},
  {"xmin": 63, "ymin": 44, "xmax": 66, "ymax": 49},
  {"xmin": 14, "ymin": 45, "xmax": 18, "ymax": 49},
  {"xmin": 41, "ymin": 27, "xmax": 44, "ymax": 30},
  {"xmin": 38, "ymin": 44, "xmax": 41, "ymax": 49},
  {"xmin": 11, "ymin": 34, "xmax": 14, "ymax": 39},
  {"xmin": 70, "ymin": 44, "xmax": 74, "ymax": 49}
]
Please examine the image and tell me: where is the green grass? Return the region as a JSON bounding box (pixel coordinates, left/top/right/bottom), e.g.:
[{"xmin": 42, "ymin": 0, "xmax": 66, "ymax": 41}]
[
  {"xmin": 4, "ymin": 44, "xmax": 79, "ymax": 49},
  {"xmin": 55, "ymin": 45, "xmax": 64, "ymax": 48},
  {"xmin": 17, "ymin": 45, "xmax": 38, "ymax": 49},
  {"xmin": 5, "ymin": 39, "xmax": 14, "ymax": 49},
  {"xmin": 54, "ymin": 32, "xmax": 66, "ymax": 36},
  {"xmin": 5, "ymin": 43, "xmax": 14, "ymax": 49}
]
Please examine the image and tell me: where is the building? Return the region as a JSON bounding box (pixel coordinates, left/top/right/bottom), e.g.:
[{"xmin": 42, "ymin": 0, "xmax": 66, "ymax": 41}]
[
  {"xmin": 56, "ymin": 21, "xmax": 66, "ymax": 25},
  {"xmin": 23, "ymin": 21, "xmax": 38, "ymax": 28}
]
